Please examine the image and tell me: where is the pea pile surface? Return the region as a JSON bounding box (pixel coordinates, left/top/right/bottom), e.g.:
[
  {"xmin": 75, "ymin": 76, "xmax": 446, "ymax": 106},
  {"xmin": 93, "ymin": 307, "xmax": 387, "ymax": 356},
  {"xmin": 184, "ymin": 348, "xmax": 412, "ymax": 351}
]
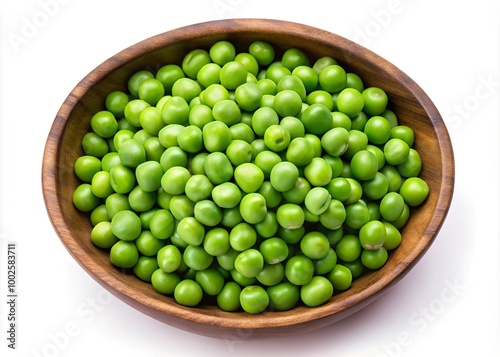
[{"xmin": 72, "ymin": 40, "xmax": 429, "ymax": 314}]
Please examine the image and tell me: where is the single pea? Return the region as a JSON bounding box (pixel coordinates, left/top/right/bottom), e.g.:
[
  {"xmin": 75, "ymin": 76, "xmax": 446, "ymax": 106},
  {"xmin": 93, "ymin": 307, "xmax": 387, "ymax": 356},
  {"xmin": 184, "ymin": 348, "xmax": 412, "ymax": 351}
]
[
  {"xmin": 235, "ymin": 249, "xmax": 264, "ymax": 279},
  {"xmin": 249, "ymin": 40, "xmax": 275, "ymax": 66},
  {"xmin": 91, "ymin": 111, "xmax": 118, "ymax": 139},
  {"xmin": 81, "ymin": 132, "xmax": 109, "ymax": 158},
  {"xmin": 267, "ymin": 282, "xmax": 300, "ymax": 311},
  {"xmin": 158, "ymin": 124, "xmax": 183, "ymax": 148},
  {"xmin": 319, "ymin": 199, "xmax": 346, "ymax": 230},
  {"xmin": 212, "ymin": 182, "xmax": 242, "ymax": 209},
  {"xmin": 217, "ymin": 247, "xmax": 239, "ymax": 271},
  {"xmin": 300, "ymin": 276, "xmax": 333, "ymax": 307},
  {"xmin": 219, "ymin": 61, "xmax": 248, "ymax": 90},
  {"xmin": 231, "ymin": 269, "xmax": 258, "ymax": 287},
  {"xmin": 188, "ymin": 152, "xmax": 208, "ymax": 175},
  {"xmin": 326, "ymin": 177, "xmax": 351, "ymax": 202},
  {"xmin": 327, "ymin": 264, "xmax": 353, "ymax": 291},
  {"xmin": 270, "ymin": 161, "xmax": 299, "ymax": 192},
  {"xmin": 282, "ymin": 177, "xmax": 310, "ymax": 204},
  {"xmin": 177, "ymin": 125, "xmax": 203, "ymax": 154},
  {"xmin": 344, "ymin": 129, "xmax": 368, "ymax": 160},
  {"xmin": 257, "ymin": 78, "xmax": 278, "ymax": 96},
  {"xmin": 169, "ymin": 195, "xmax": 195, "ymax": 221},
  {"xmin": 285, "ymin": 255, "xmax": 314, "ymax": 285},
  {"xmin": 221, "ymin": 207, "xmax": 243, "ymax": 228},
  {"xmin": 151, "ymin": 269, "xmax": 181, "ymax": 295},
  {"xmin": 74, "ymin": 155, "xmax": 102, "ymax": 183},
  {"xmin": 277, "ymin": 75, "xmax": 307, "ymax": 102},
  {"xmin": 305, "ymin": 187, "xmax": 332, "ymax": 216},
  {"xmin": 300, "ymin": 103, "xmax": 333, "ymax": 136},
  {"xmin": 182, "ymin": 48, "xmax": 211, "ymax": 79},
  {"xmin": 105, "ymin": 193, "xmax": 131, "ymax": 219},
  {"xmin": 346, "ymin": 72, "xmax": 365, "ymax": 92},
  {"xmin": 109, "ymin": 241, "xmax": 139, "ymax": 268},
  {"xmin": 229, "ymin": 122, "xmax": 255, "ymax": 143},
  {"xmin": 194, "ymin": 200, "xmax": 222, "ymax": 227},
  {"xmin": 204, "ymin": 152, "xmax": 234, "ymax": 184},
  {"xmin": 397, "ymin": 148, "xmax": 422, "ymax": 178},
  {"xmin": 159, "ymin": 147, "xmax": 187, "ymax": 172},
  {"xmin": 217, "ymin": 281, "xmax": 242, "ymax": 312},
  {"xmin": 380, "ymin": 192, "xmax": 406, "ymax": 221},
  {"xmin": 391, "ymin": 125, "xmax": 415, "ymax": 147},
  {"xmin": 161, "ymin": 96, "xmax": 190, "ymax": 125},
  {"xmin": 276, "ymin": 203, "xmax": 305, "ymax": 230},
  {"xmin": 253, "ymin": 151, "xmax": 282, "ymax": 179},
  {"xmin": 344, "ymin": 178, "xmax": 363, "ymax": 205},
  {"xmin": 91, "ymin": 170, "xmax": 114, "ymax": 198},
  {"xmin": 209, "ymin": 40, "xmax": 236, "ymax": 66},
  {"xmin": 212, "ymin": 99, "xmax": 241, "ymax": 126},
  {"xmin": 383, "ymin": 222, "xmax": 402, "ymax": 250},
  {"xmin": 90, "ymin": 204, "xmax": 109, "ymax": 226},
  {"xmin": 315, "ymin": 248, "xmax": 338, "ymax": 275},
  {"xmin": 335, "ymin": 234, "xmax": 362, "ymax": 262},
  {"xmin": 133, "ymin": 129, "xmax": 153, "ymax": 145},
  {"xmin": 149, "ymin": 209, "xmax": 175, "ymax": 240},
  {"xmin": 174, "ymin": 279, "xmax": 203, "ymax": 307},
  {"xmin": 251, "ymin": 139, "xmax": 268, "ymax": 160},
  {"xmin": 254, "ymin": 211, "xmax": 278, "ymax": 239},
  {"xmin": 300, "ymin": 231, "xmax": 330, "ymax": 260},
  {"xmin": 259, "ymin": 237, "xmax": 289, "ymax": 265},
  {"xmin": 364, "ymin": 115, "xmax": 392, "ymax": 145},
  {"xmin": 161, "ymin": 166, "xmax": 191, "ymax": 195},
  {"xmin": 177, "ymin": 217, "xmax": 205, "ymax": 246},
  {"xmin": 304, "ymin": 157, "xmax": 333, "ymax": 186},
  {"xmin": 235, "ymin": 82, "xmax": 263, "ymax": 112},
  {"xmin": 195, "ymin": 268, "xmax": 225, "ymax": 296},
  {"xmin": 318, "ymin": 64, "xmax": 346, "ymax": 93},
  {"xmin": 239, "ymin": 193, "xmax": 267, "ymax": 224},
  {"xmin": 235, "ymin": 52, "xmax": 259, "ymax": 77},
  {"xmin": 258, "ymin": 181, "xmax": 282, "ymax": 209},
  {"xmin": 91, "ymin": 221, "xmax": 118, "ymax": 249},
  {"xmin": 156, "ymin": 244, "xmax": 182, "ymax": 273},
  {"xmin": 73, "ymin": 183, "xmax": 100, "ymax": 212},
  {"xmin": 202, "ymin": 120, "xmax": 231, "ymax": 153},
  {"xmin": 380, "ymin": 165, "xmax": 403, "ymax": 193},
  {"xmin": 105, "ymin": 90, "xmax": 129, "ymax": 118},
  {"xmin": 138, "ymin": 78, "xmax": 165, "ymax": 106},
  {"xmin": 135, "ymin": 161, "xmax": 163, "ymax": 192},
  {"xmin": 229, "ymin": 222, "xmax": 257, "ymax": 252},
  {"xmin": 127, "ymin": 70, "xmax": 154, "ymax": 98},
  {"xmin": 362, "ymin": 172, "xmax": 389, "ymax": 200},
  {"xmin": 189, "ymin": 104, "xmax": 214, "ymax": 129},
  {"xmin": 118, "ymin": 139, "xmax": 146, "ymax": 168},
  {"xmin": 321, "ymin": 127, "xmax": 350, "ymax": 157},
  {"xmin": 345, "ymin": 200, "xmax": 371, "ymax": 229},
  {"xmin": 240, "ymin": 285, "xmax": 269, "ymax": 314},
  {"xmin": 200, "ymin": 84, "xmax": 230, "ymax": 108},
  {"xmin": 340, "ymin": 258, "xmax": 365, "ymax": 278},
  {"xmin": 313, "ymin": 56, "xmax": 337, "ymax": 74},
  {"xmin": 362, "ymin": 87, "xmax": 388, "ymax": 116},
  {"xmin": 361, "ymin": 247, "xmax": 388, "ymax": 270},
  {"xmin": 292, "ymin": 65, "xmax": 319, "ymax": 93},
  {"xmin": 366, "ymin": 144, "xmax": 386, "ymax": 170},
  {"xmin": 280, "ymin": 116, "xmax": 305, "ymax": 140},
  {"xmin": 399, "ymin": 177, "xmax": 429, "ymax": 206},
  {"xmin": 336, "ymin": 88, "xmax": 364, "ymax": 118},
  {"xmin": 256, "ymin": 263, "xmax": 285, "ymax": 286},
  {"xmin": 252, "ymin": 106, "xmax": 280, "ymax": 136},
  {"xmin": 110, "ymin": 210, "xmax": 142, "ymax": 241},
  {"xmin": 307, "ymin": 90, "xmax": 334, "ymax": 110},
  {"xmin": 323, "ymin": 155, "xmax": 344, "ymax": 178},
  {"xmin": 331, "ymin": 111, "xmax": 352, "ymax": 130},
  {"xmin": 263, "ymin": 124, "xmax": 291, "ymax": 152},
  {"xmin": 203, "ymin": 227, "xmax": 230, "ymax": 256},
  {"xmin": 234, "ymin": 163, "xmax": 265, "ymax": 193},
  {"xmin": 183, "ymin": 245, "xmax": 213, "ymax": 271},
  {"xmin": 391, "ymin": 203, "xmax": 411, "ymax": 230},
  {"xmin": 185, "ymin": 175, "xmax": 213, "ymax": 203},
  {"xmin": 359, "ymin": 220, "xmax": 387, "ymax": 250},
  {"xmin": 135, "ymin": 230, "xmax": 165, "ymax": 257},
  {"xmin": 350, "ymin": 150, "xmax": 378, "ymax": 181},
  {"xmin": 266, "ymin": 65, "xmax": 292, "ymax": 85}
]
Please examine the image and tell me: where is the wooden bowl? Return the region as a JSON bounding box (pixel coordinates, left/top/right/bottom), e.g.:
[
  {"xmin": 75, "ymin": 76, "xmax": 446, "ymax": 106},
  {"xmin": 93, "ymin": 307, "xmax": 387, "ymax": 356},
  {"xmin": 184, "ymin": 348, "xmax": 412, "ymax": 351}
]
[{"xmin": 42, "ymin": 19, "xmax": 454, "ymax": 339}]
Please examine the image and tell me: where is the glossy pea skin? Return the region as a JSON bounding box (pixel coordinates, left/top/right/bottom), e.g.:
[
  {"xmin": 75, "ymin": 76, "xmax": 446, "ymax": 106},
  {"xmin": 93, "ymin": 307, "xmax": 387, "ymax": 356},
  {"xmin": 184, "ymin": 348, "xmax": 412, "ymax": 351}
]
[
  {"xmin": 133, "ymin": 256, "xmax": 159, "ymax": 282},
  {"xmin": 276, "ymin": 203, "xmax": 305, "ymax": 230},
  {"xmin": 151, "ymin": 269, "xmax": 181, "ymax": 295},
  {"xmin": 335, "ymin": 234, "xmax": 362, "ymax": 262},
  {"xmin": 263, "ymin": 124, "xmax": 291, "ymax": 152},
  {"xmin": 397, "ymin": 148, "xmax": 422, "ymax": 178},
  {"xmin": 383, "ymin": 222, "xmax": 402, "ymax": 250},
  {"xmin": 336, "ymin": 88, "xmax": 364, "ymax": 118},
  {"xmin": 202, "ymin": 120, "xmax": 232, "ymax": 153},
  {"xmin": 234, "ymin": 163, "xmax": 265, "ymax": 193},
  {"xmin": 149, "ymin": 209, "xmax": 174, "ymax": 240},
  {"xmin": 300, "ymin": 276, "xmax": 334, "ymax": 307},
  {"xmin": 285, "ymin": 255, "xmax": 314, "ymax": 285},
  {"xmin": 203, "ymin": 227, "xmax": 230, "ymax": 256},
  {"xmin": 174, "ymin": 279, "xmax": 203, "ymax": 307},
  {"xmin": 300, "ymin": 231, "xmax": 330, "ymax": 260},
  {"xmin": 183, "ymin": 245, "xmax": 213, "ymax": 271},
  {"xmin": 282, "ymin": 177, "xmax": 310, "ymax": 205},
  {"xmin": 177, "ymin": 216, "xmax": 205, "ymax": 246},
  {"xmin": 240, "ymin": 285, "xmax": 269, "ymax": 314},
  {"xmin": 82, "ymin": 132, "xmax": 109, "ymax": 159},
  {"xmin": 185, "ymin": 174, "xmax": 213, "ymax": 203},
  {"xmin": 204, "ymin": 152, "xmax": 234, "ymax": 185},
  {"xmin": 304, "ymin": 157, "xmax": 332, "ymax": 187},
  {"xmin": 327, "ymin": 264, "xmax": 353, "ymax": 291},
  {"xmin": 259, "ymin": 237, "xmax": 289, "ymax": 264},
  {"xmin": 254, "ymin": 211, "xmax": 279, "ymax": 238},
  {"xmin": 319, "ymin": 199, "xmax": 346, "ymax": 230},
  {"xmin": 105, "ymin": 90, "xmax": 129, "ymax": 118},
  {"xmin": 384, "ymin": 138, "xmax": 410, "ymax": 165},
  {"xmin": 229, "ymin": 222, "xmax": 257, "ymax": 252},
  {"xmin": 270, "ymin": 161, "xmax": 299, "ymax": 192},
  {"xmin": 359, "ymin": 220, "xmax": 387, "ymax": 250},
  {"xmin": 235, "ymin": 82, "xmax": 262, "ymax": 112},
  {"xmin": 194, "ymin": 199, "xmax": 222, "ymax": 227},
  {"xmin": 361, "ymin": 247, "xmax": 388, "ymax": 270},
  {"xmin": 364, "ymin": 116, "xmax": 392, "ymax": 145},
  {"xmin": 177, "ymin": 125, "xmax": 203, "ymax": 154},
  {"xmin": 74, "ymin": 155, "xmax": 102, "ymax": 183},
  {"xmin": 217, "ymin": 281, "xmax": 242, "ymax": 312},
  {"xmin": 345, "ymin": 200, "xmax": 371, "ymax": 229},
  {"xmin": 380, "ymin": 192, "xmax": 405, "ymax": 221},
  {"xmin": 399, "ymin": 177, "xmax": 429, "ymax": 206},
  {"xmin": 258, "ymin": 181, "xmax": 282, "ymax": 209},
  {"xmin": 239, "ymin": 193, "xmax": 267, "ymax": 224},
  {"xmin": 91, "ymin": 221, "xmax": 118, "ymax": 249},
  {"xmin": 254, "ymin": 151, "xmax": 282, "ymax": 179},
  {"xmin": 327, "ymin": 177, "xmax": 352, "ymax": 202},
  {"xmin": 195, "ymin": 268, "xmax": 225, "ymax": 296},
  {"xmin": 362, "ymin": 87, "xmax": 388, "ymax": 116},
  {"xmin": 350, "ymin": 150, "xmax": 378, "ymax": 181},
  {"xmin": 267, "ymin": 282, "xmax": 300, "ymax": 311},
  {"xmin": 110, "ymin": 210, "xmax": 142, "ymax": 241},
  {"xmin": 300, "ymin": 103, "xmax": 333, "ymax": 136},
  {"xmin": 212, "ymin": 182, "xmax": 242, "ymax": 209},
  {"xmin": 235, "ymin": 249, "xmax": 264, "ymax": 278},
  {"xmin": 249, "ymin": 40, "xmax": 275, "ymax": 66},
  {"xmin": 304, "ymin": 187, "xmax": 331, "ymax": 216},
  {"xmin": 256, "ymin": 263, "xmax": 285, "ymax": 287},
  {"xmin": 321, "ymin": 127, "xmax": 349, "ymax": 157},
  {"xmin": 362, "ymin": 172, "xmax": 389, "ymax": 200},
  {"xmin": 318, "ymin": 65, "xmax": 347, "ymax": 93},
  {"xmin": 109, "ymin": 241, "xmax": 139, "ymax": 270},
  {"xmin": 286, "ymin": 137, "xmax": 315, "ymax": 166}
]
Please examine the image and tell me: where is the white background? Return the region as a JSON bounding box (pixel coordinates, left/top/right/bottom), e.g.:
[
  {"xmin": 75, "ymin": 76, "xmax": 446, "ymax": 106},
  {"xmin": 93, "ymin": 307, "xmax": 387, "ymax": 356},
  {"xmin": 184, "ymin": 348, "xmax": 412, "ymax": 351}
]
[{"xmin": 1, "ymin": 0, "xmax": 499, "ymax": 356}]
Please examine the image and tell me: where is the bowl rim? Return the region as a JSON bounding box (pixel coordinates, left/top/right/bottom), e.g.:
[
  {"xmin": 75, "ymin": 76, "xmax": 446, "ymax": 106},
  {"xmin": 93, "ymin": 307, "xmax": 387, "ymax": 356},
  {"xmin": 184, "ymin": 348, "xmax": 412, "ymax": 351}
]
[{"xmin": 42, "ymin": 18, "xmax": 455, "ymax": 335}]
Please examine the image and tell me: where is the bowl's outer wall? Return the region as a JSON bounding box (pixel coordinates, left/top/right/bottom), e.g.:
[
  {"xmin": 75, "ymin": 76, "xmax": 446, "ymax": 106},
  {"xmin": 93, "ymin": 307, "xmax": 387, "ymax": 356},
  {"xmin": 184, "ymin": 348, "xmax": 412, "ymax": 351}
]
[{"xmin": 42, "ymin": 19, "xmax": 454, "ymax": 338}]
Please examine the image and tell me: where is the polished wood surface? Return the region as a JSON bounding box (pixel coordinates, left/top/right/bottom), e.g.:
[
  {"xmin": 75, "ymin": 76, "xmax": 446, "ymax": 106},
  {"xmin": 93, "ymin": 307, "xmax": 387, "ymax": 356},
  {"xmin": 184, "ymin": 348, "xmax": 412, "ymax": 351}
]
[{"xmin": 42, "ymin": 19, "xmax": 454, "ymax": 339}]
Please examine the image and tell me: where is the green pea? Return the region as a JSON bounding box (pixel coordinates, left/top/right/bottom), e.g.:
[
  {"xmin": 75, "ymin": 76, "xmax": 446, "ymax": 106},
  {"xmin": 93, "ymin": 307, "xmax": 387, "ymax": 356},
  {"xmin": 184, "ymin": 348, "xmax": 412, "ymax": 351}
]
[
  {"xmin": 189, "ymin": 152, "xmax": 208, "ymax": 175},
  {"xmin": 380, "ymin": 192, "xmax": 405, "ymax": 221},
  {"xmin": 157, "ymin": 245, "xmax": 182, "ymax": 273},
  {"xmin": 161, "ymin": 96, "xmax": 190, "ymax": 125},
  {"xmin": 380, "ymin": 165, "xmax": 403, "ymax": 193},
  {"xmin": 234, "ymin": 163, "xmax": 265, "ymax": 193},
  {"xmin": 203, "ymin": 227, "xmax": 230, "ymax": 256},
  {"xmin": 152, "ymin": 269, "xmax": 181, "ymax": 295},
  {"xmin": 217, "ymin": 248, "xmax": 239, "ymax": 271},
  {"xmin": 361, "ymin": 247, "xmax": 388, "ymax": 270},
  {"xmin": 304, "ymin": 157, "xmax": 333, "ymax": 186},
  {"xmin": 183, "ymin": 245, "xmax": 213, "ymax": 271},
  {"xmin": 82, "ymin": 132, "xmax": 109, "ymax": 158},
  {"xmin": 194, "ymin": 200, "xmax": 222, "ymax": 227},
  {"xmin": 321, "ymin": 127, "xmax": 349, "ymax": 157},
  {"xmin": 91, "ymin": 221, "xmax": 118, "ymax": 249},
  {"xmin": 136, "ymin": 230, "xmax": 165, "ymax": 256},
  {"xmin": 174, "ymin": 279, "xmax": 203, "ymax": 307},
  {"xmin": 270, "ymin": 161, "xmax": 299, "ymax": 192},
  {"xmin": 240, "ymin": 285, "xmax": 269, "ymax": 314},
  {"xmin": 90, "ymin": 204, "xmax": 109, "ymax": 226},
  {"xmin": 292, "ymin": 65, "xmax": 318, "ymax": 93},
  {"xmin": 220, "ymin": 61, "xmax": 248, "ymax": 90},
  {"xmin": 319, "ymin": 199, "xmax": 346, "ymax": 230},
  {"xmin": 105, "ymin": 193, "xmax": 131, "ymax": 219},
  {"xmin": 249, "ymin": 40, "xmax": 275, "ymax": 66},
  {"xmin": 391, "ymin": 125, "xmax": 415, "ymax": 147},
  {"xmin": 258, "ymin": 181, "xmax": 282, "ymax": 209},
  {"xmin": 267, "ymin": 282, "xmax": 300, "ymax": 311},
  {"xmin": 189, "ymin": 104, "xmax": 214, "ymax": 129},
  {"xmin": 204, "ymin": 152, "xmax": 234, "ymax": 184},
  {"xmin": 110, "ymin": 241, "xmax": 138, "ymax": 268},
  {"xmin": 91, "ymin": 111, "xmax": 118, "ymax": 138},
  {"xmin": 158, "ymin": 123, "xmax": 184, "ymax": 148},
  {"xmin": 300, "ymin": 231, "xmax": 330, "ymax": 260},
  {"xmin": 105, "ymin": 90, "xmax": 129, "ymax": 118},
  {"xmin": 135, "ymin": 161, "xmax": 162, "ymax": 192},
  {"xmin": 399, "ymin": 177, "xmax": 429, "ymax": 206},
  {"xmin": 239, "ymin": 193, "xmax": 267, "ymax": 225},
  {"xmin": 327, "ymin": 264, "xmax": 353, "ymax": 291},
  {"xmin": 185, "ymin": 175, "xmax": 213, "ymax": 203},
  {"xmin": 263, "ymin": 124, "xmax": 291, "ymax": 152},
  {"xmin": 300, "ymin": 276, "xmax": 333, "ymax": 307},
  {"xmin": 252, "ymin": 106, "xmax": 279, "ymax": 136},
  {"xmin": 285, "ymin": 137, "xmax": 314, "ymax": 166},
  {"xmin": 217, "ymin": 282, "xmax": 242, "ymax": 312},
  {"xmin": 344, "ymin": 129, "xmax": 368, "ymax": 160},
  {"xmin": 169, "ymin": 195, "xmax": 195, "ymax": 221},
  {"xmin": 285, "ymin": 255, "xmax": 314, "ymax": 285},
  {"xmin": 90, "ymin": 171, "xmax": 113, "ymax": 198},
  {"xmin": 202, "ymin": 120, "xmax": 231, "ymax": 153},
  {"xmin": 362, "ymin": 87, "xmax": 388, "ymax": 116},
  {"xmin": 266, "ymin": 65, "xmax": 292, "ymax": 85},
  {"xmin": 319, "ymin": 64, "xmax": 346, "ymax": 93},
  {"xmin": 161, "ymin": 166, "xmax": 190, "ymax": 195},
  {"xmin": 300, "ymin": 103, "xmax": 333, "ymax": 135},
  {"xmin": 314, "ymin": 248, "xmax": 338, "ymax": 275},
  {"xmin": 212, "ymin": 182, "xmax": 242, "ymax": 208},
  {"xmin": 383, "ymin": 222, "xmax": 402, "ymax": 250},
  {"xmin": 156, "ymin": 64, "xmax": 185, "ymax": 94},
  {"xmin": 384, "ymin": 138, "xmax": 410, "ymax": 165},
  {"xmin": 254, "ymin": 211, "xmax": 279, "ymax": 238},
  {"xmin": 149, "ymin": 209, "xmax": 175, "ymax": 240},
  {"xmin": 110, "ymin": 209, "xmax": 142, "ymax": 241},
  {"xmin": 195, "ymin": 268, "xmax": 225, "ymax": 296},
  {"xmin": 345, "ymin": 200, "xmax": 371, "ymax": 229},
  {"xmin": 346, "ymin": 72, "xmax": 365, "ymax": 92},
  {"xmin": 304, "ymin": 187, "xmax": 332, "ymax": 216},
  {"xmin": 229, "ymin": 122, "xmax": 255, "ymax": 143},
  {"xmin": 326, "ymin": 177, "xmax": 351, "ymax": 202},
  {"xmin": 229, "ymin": 222, "xmax": 257, "ymax": 252},
  {"xmin": 362, "ymin": 172, "xmax": 389, "ymax": 200},
  {"xmin": 235, "ymin": 249, "xmax": 264, "ymax": 279},
  {"xmin": 182, "ymin": 48, "xmax": 211, "ymax": 79},
  {"xmin": 335, "ymin": 234, "xmax": 362, "ymax": 262},
  {"xmin": 74, "ymin": 155, "xmax": 102, "ymax": 183},
  {"xmin": 359, "ymin": 220, "xmax": 387, "ymax": 250},
  {"xmin": 364, "ymin": 115, "xmax": 392, "ymax": 145},
  {"xmin": 276, "ymin": 203, "xmax": 305, "ymax": 230},
  {"xmin": 235, "ymin": 82, "xmax": 263, "ymax": 112},
  {"xmin": 350, "ymin": 150, "xmax": 378, "ymax": 181},
  {"xmin": 397, "ymin": 148, "xmax": 422, "ymax": 178}
]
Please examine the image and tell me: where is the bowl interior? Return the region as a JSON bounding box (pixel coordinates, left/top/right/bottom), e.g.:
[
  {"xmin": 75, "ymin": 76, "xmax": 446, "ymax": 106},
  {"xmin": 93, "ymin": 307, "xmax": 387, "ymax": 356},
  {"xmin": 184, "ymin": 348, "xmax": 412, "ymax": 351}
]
[{"xmin": 42, "ymin": 19, "xmax": 454, "ymax": 338}]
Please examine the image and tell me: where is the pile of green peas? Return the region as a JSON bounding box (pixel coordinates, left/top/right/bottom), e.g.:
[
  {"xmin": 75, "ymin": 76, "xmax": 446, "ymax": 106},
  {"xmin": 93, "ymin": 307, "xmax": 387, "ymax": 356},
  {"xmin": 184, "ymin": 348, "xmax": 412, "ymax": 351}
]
[{"xmin": 73, "ymin": 39, "xmax": 430, "ymax": 314}]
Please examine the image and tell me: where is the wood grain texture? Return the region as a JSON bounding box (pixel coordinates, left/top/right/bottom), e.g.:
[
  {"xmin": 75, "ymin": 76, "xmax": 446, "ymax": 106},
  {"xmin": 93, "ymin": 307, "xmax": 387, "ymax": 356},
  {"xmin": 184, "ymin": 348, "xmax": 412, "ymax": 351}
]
[{"xmin": 41, "ymin": 19, "xmax": 454, "ymax": 339}]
